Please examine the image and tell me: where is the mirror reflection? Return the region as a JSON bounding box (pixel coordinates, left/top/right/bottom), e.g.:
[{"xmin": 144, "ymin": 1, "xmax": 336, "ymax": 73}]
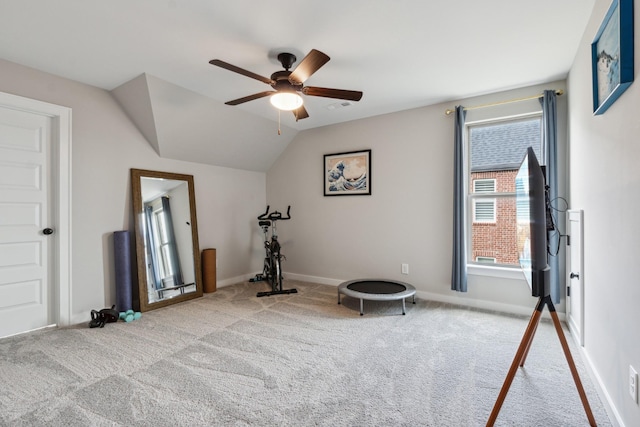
[{"xmin": 131, "ymin": 169, "xmax": 203, "ymax": 311}]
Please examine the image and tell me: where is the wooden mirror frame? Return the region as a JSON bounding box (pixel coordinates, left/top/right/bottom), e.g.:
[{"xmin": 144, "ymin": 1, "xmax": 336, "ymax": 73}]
[{"xmin": 130, "ymin": 169, "xmax": 203, "ymax": 311}]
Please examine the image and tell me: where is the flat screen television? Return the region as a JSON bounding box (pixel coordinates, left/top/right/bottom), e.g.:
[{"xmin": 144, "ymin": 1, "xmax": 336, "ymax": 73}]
[{"xmin": 515, "ymin": 147, "xmax": 550, "ymax": 298}]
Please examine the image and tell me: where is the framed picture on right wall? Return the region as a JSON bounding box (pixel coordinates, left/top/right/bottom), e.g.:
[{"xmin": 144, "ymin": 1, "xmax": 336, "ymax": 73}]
[{"xmin": 591, "ymin": 0, "xmax": 634, "ymax": 115}]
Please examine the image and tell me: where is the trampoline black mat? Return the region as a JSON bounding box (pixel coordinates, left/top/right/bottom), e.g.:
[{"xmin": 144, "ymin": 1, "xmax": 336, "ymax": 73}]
[{"xmin": 346, "ymin": 280, "xmax": 406, "ymax": 294}]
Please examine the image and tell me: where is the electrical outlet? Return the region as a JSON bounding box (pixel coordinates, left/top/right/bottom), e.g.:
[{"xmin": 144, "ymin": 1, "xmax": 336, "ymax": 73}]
[
  {"xmin": 630, "ymin": 365, "xmax": 638, "ymax": 404},
  {"xmin": 401, "ymin": 263, "xmax": 409, "ymax": 275}
]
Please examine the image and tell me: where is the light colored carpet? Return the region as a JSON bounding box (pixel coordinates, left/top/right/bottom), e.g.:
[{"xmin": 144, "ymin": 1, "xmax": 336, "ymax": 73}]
[{"xmin": 0, "ymin": 280, "xmax": 610, "ymax": 426}]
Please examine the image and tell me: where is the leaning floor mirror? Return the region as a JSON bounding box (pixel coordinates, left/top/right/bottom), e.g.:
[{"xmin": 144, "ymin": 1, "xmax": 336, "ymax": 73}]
[{"xmin": 131, "ymin": 169, "xmax": 203, "ymax": 311}]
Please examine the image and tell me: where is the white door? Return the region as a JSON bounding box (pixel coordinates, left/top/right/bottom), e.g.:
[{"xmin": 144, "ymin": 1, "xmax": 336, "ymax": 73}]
[
  {"xmin": 0, "ymin": 107, "xmax": 54, "ymax": 338},
  {"xmin": 566, "ymin": 209, "xmax": 584, "ymax": 346}
]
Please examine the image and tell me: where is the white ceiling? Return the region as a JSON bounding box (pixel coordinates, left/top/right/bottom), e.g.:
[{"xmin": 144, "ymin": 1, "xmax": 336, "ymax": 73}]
[{"xmin": 0, "ymin": 0, "xmax": 595, "ymax": 171}]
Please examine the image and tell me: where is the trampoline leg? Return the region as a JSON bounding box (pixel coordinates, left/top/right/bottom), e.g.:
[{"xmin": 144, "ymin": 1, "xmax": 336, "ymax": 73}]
[
  {"xmin": 337, "ymin": 291, "xmax": 341, "ymax": 305},
  {"xmin": 412, "ymin": 295, "xmax": 416, "ymax": 304},
  {"xmin": 402, "ymin": 298, "xmax": 406, "ymax": 315},
  {"xmin": 359, "ymin": 299, "xmax": 364, "ymax": 316}
]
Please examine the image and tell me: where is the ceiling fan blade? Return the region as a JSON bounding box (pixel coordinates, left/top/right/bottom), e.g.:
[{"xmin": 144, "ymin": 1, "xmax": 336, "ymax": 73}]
[
  {"xmin": 302, "ymin": 86, "xmax": 363, "ymax": 102},
  {"xmin": 209, "ymin": 59, "xmax": 274, "ymax": 85},
  {"xmin": 225, "ymin": 91, "xmax": 275, "ymax": 106},
  {"xmin": 288, "ymin": 49, "xmax": 330, "ymax": 84},
  {"xmin": 293, "ymin": 105, "xmax": 309, "ymax": 121}
]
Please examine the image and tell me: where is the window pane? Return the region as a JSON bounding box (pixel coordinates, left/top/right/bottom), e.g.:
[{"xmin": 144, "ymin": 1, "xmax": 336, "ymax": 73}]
[
  {"xmin": 468, "ymin": 117, "xmax": 542, "ymax": 267},
  {"xmin": 161, "ymin": 244, "xmax": 174, "ymax": 277},
  {"xmin": 470, "ymin": 119, "xmax": 543, "ymax": 171},
  {"xmin": 515, "ymin": 178, "xmax": 529, "ymax": 221},
  {"xmin": 156, "ymin": 211, "xmax": 169, "ymax": 243}
]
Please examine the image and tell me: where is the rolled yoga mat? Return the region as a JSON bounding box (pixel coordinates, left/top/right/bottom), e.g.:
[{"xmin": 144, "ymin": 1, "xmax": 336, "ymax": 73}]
[
  {"xmin": 202, "ymin": 248, "xmax": 217, "ymax": 293},
  {"xmin": 114, "ymin": 231, "xmax": 133, "ymax": 311}
]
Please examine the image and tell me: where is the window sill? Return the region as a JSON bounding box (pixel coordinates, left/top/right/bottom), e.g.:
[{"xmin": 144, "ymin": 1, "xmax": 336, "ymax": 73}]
[{"xmin": 467, "ymin": 264, "xmax": 526, "ymax": 280}]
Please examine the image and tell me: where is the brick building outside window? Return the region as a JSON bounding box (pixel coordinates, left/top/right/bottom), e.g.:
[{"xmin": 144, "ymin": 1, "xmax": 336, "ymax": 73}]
[{"xmin": 468, "ymin": 117, "xmax": 542, "ymax": 266}]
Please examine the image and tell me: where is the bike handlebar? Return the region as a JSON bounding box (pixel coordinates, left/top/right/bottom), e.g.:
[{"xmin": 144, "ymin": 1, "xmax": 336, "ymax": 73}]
[
  {"xmin": 257, "ymin": 205, "xmax": 291, "ymax": 221},
  {"xmin": 258, "ymin": 205, "xmax": 270, "ymax": 219}
]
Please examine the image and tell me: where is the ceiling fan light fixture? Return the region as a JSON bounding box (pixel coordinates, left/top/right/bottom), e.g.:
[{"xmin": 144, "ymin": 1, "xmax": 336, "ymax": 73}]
[
  {"xmin": 270, "ymin": 92, "xmax": 303, "ymax": 111},
  {"xmin": 211, "ymin": 49, "xmax": 362, "ymax": 120}
]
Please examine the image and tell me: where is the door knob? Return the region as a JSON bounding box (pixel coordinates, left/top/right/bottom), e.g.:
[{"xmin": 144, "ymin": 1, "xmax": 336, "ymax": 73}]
[
  {"xmin": 570, "ymin": 272, "xmax": 579, "ymax": 279},
  {"xmin": 43, "ymin": 228, "xmax": 54, "ymax": 235}
]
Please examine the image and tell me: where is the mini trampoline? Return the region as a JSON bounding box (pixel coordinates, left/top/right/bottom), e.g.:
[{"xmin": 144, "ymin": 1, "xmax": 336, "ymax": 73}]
[{"xmin": 337, "ymin": 279, "xmax": 416, "ymax": 316}]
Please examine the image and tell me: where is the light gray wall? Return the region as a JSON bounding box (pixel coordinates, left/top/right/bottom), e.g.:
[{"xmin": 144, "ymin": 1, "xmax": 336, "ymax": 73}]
[
  {"xmin": 2, "ymin": 0, "xmax": 637, "ymax": 421},
  {"xmin": 267, "ymin": 80, "xmax": 568, "ymax": 317},
  {"xmin": 0, "ymin": 59, "xmax": 267, "ymax": 325},
  {"xmin": 566, "ymin": 0, "xmax": 640, "ymax": 425}
]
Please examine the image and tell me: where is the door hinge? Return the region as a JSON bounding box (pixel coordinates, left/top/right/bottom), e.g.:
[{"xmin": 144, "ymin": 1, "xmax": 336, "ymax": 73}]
[
  {"xmin": 567, "ymin": 286, "xmax": 571, "ymax": 297},
  {"xmin": 566, "ymin": 235, "xmax": 571, "ymax": 246}
]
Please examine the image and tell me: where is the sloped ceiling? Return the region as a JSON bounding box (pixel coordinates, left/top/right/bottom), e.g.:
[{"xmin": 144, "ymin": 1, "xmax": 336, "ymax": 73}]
[
  {"xmin": 0, "ymin": 0, "xmax": 596, "ymax": 172},
  {"xmin": 111, "ymin": 73, "xmax": 296, "ymax": 172}
]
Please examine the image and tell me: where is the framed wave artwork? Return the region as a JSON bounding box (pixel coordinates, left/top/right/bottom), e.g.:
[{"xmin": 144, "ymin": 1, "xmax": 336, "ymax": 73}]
[
  {"xmin": 324, "ymin": 149, "xmax": 371, "ymax": 196},
  {"xmin": 591, "ymin": 0, "xmax": 634, "ymax": 115}
]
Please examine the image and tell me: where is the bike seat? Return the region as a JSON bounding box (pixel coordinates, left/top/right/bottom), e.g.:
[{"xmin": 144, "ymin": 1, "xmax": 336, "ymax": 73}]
[{"xmin": 258, "ymin": 220, "xmax": 271, "ymax": 227}]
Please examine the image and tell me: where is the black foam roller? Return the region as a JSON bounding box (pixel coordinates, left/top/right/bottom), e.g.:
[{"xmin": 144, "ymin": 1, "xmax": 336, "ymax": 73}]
[{"xmin": 114, "ymin": 231, "xmax": 133, "ymax": 312}]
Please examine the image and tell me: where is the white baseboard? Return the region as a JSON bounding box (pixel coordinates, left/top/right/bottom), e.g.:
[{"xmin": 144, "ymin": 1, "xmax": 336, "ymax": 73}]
[
  {"xmin": 284, "ymin": 272, "xmax": 344, "ymax": 287},
  {"xmin": 569, "ymin": 332, "xmax": 623, "ymax": 426},
  {"xmin": 285, "ymin": 272, "xmax": 562, "ymax": 320},
  {"xmin": 217, "ymin": 272, "xmax": 332, "ymax": 289},
  {"xmin": 416, "ymin": 289, "xmax": 566, "ymax": 320},
  {"xmin": 216, "ymin": 273, "xmax": 256, "ymax": 288}
]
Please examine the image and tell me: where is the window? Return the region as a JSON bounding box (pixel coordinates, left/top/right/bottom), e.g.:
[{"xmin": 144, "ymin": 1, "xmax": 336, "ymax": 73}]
[
  {"xmin": 467, "ymin": 116, "xmax": 542, "ymax": 267},
  {"xmin": 473, "ymin": 199, "xmax": 496, "ymax": 222},
  {"xmin": 155, "ymin": 209, "xmax": 175, "ymax": 279},
  {"xmin": 476, "ymin": 256, "xmax": 497, "ymax": 264},
  {"xmin": 473, "ymin": 179, "xmax": 496, "ymax": 222},
  {"xmin": 146, "ymin": 198, "xmax": 174, "ymax": 280},
  {"xmin": 474, "ymin": 178, "xmax": 496, "ymax": 193}
]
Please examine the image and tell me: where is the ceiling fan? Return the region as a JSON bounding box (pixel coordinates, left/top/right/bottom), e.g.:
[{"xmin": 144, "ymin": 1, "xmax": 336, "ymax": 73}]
[{"xmin": 209, "ymin": 49, "xmax": 363, "ymax": 121}]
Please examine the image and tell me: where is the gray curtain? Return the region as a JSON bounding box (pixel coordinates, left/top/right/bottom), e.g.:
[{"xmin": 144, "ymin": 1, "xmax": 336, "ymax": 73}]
[
  {"xmin": 451, "ymin": 106, "xmax": 467, "ymax": 292},
  {"xmin": 540, "ymin": 90, "xmax": 559, "ymax": 303},
  {"xmin": 144, "ymin": 205, "xmax": 162, "ymax": 290},
  {"xmin": 161, "ymin": 196, "xmax": 184, "ymax": 286}
]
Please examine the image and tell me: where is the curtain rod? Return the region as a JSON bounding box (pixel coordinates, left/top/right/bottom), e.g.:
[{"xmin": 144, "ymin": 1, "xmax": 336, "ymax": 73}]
[{"xmin": 444, "ymin": 89, "xmax": 563, "ymax": 115}]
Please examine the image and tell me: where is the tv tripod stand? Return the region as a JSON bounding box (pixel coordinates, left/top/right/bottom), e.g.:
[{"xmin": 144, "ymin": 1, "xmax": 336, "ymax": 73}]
[{"xmin": 487, "ymin": 295, "xmax": 596, "ymax": 427}]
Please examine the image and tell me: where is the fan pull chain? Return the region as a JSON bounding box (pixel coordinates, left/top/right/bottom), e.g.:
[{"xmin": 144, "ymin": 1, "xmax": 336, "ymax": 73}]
[{"xmin": 277, "ymin": 110, "xmax": 281, "ymax": 135}]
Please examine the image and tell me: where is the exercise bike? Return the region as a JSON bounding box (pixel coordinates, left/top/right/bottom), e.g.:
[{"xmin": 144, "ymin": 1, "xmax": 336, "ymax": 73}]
[{"xmin": 251, "ymin": 205, "xmax": 297, "ymax": 297}]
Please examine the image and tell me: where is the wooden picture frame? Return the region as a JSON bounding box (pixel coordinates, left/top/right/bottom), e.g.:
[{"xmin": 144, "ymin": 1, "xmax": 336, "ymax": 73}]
[
  {"xmin": 591, "ymin": 0, "xmax": 634, "ymax": 115},
  {"xmin": 324, "ymin": 149, "xmax": 371, "ymax": 196}
]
